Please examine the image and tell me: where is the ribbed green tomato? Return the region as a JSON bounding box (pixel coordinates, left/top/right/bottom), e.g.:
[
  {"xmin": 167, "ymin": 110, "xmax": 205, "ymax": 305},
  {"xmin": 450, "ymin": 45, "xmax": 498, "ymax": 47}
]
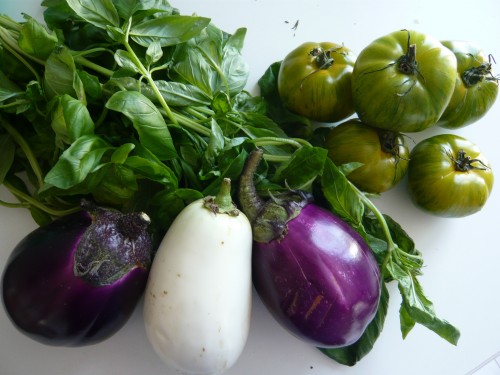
[
  {"xmin": 407, "ymin": 134, "xmax": 494, "ymax": 218},
  {"xmin": 277, "ymin": 42, "xmax": 356, "ymax": 123},
  {"xmin": 352, "ymin": 30, "xmax": 457, "ymax": 132},
  {"xmin": 437, "ymin": 40, "xmax": 499, "ymax": 129},
  {"xmin": 324, "ymin": 118, "xmax": 410, "ymax": 194}
]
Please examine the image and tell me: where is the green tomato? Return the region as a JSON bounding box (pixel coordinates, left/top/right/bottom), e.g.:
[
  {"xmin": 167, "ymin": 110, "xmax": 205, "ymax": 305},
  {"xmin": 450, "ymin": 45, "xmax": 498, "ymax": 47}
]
[
  {"xmin": 352, "ymin": 30, "xmax": 457, "ymax": 132},
  {"xmin": 437, "ymin": 40, "xmax": 499, "ymax": 129},
  {"xmin": 277, "ymin": 42, "xmax": 356, "ymax": 123},
  {"xmin": 407, "ymin": 134, "xmax": 494, "ymax": 218},
  {"xmin": 324, "ymin": 118, "xmax": 410, "ymax": 194}
]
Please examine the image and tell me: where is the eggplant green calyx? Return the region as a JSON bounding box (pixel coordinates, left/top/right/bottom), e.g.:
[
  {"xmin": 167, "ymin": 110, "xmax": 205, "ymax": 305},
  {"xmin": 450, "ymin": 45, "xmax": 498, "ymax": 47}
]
[
  {"xmin": 203, "ymin": 178, "xmax": 240, "ymax": 216},
  {"xmin": 238, "ymin": 149, "xmax": 312, "ymax": 243},
  {"xmin": 74, "ymin": 200, "xmax": 153, "ymax": 287}
]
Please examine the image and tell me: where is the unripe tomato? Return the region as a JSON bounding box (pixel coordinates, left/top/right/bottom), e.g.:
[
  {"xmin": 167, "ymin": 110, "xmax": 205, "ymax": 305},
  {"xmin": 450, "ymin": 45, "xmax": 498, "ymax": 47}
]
[
  {"xmin": 407, "ymin": 134, "xmax": 494, "ymax": 218},
  {"xmin": 352, "ymin": 30, "xmax": 457, "ymax": 132},
  {"xmin": 324, "ymin": 118, "xmax": 409, "ymax": 194},
  {"xmin": 437, "ymin": 40, "xmax": 499, "ymax": 129},
  {"xmin": 277, "ymin": 42, "xmax": 356, "ymax": 123}
]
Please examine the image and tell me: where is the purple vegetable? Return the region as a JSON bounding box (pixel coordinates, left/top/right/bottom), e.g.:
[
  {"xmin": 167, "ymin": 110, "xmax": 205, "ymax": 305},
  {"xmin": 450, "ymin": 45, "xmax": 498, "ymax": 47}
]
[
  {"xmin": 238, "ymin": 150, "xmax": 381, "ymax": 348},
  {"xmin": 1, "ymin": 201, "xmax": 152, "ymax": 347}
]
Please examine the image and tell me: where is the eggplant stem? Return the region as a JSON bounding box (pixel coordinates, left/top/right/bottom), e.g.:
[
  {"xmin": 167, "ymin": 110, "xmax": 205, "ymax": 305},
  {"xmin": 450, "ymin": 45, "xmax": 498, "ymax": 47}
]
[
  {"xmin": 205, "ymin": 177, "xmax": 240, "ymax": 216},
  {"xmin": 238, "ymin": 149, "xmax": 266, "ymax": 222}
]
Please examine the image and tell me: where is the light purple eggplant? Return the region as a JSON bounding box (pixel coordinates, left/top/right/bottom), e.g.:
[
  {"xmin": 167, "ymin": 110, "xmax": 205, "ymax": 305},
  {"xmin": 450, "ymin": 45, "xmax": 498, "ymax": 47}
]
[
  {"xmin": 238, "ymin": 149, "xmax": 381, "ymax": 348},
  {"xmin": 2, "ymin": 200, "xmax": 152, "ymax": 347}
]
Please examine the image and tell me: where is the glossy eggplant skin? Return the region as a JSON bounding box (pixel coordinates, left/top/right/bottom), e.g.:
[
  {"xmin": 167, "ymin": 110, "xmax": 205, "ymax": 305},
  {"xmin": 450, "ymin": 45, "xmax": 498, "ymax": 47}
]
[
  {"xmin": 2, "ymin": 208, "xmax": 151, "ymax": 347},
  {"xmin": 252, "ymin": 203, "xmax": 381, "ymax": 348}
]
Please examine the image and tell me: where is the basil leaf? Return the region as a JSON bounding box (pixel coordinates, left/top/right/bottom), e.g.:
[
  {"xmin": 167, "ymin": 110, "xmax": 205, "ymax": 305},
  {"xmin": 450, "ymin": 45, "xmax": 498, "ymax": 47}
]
[
  {"xmin": 221, "ymin": 27, "xmax": 249, "ymax": 96},
  {"xmin": 206, "ymin": 119, "xmax": 225, "ymax": 162},
  {"xmin": 18, "ymin": 17, "xmax": 58, "ymax": 60},
  {"xmin": 154, "ymin": 80, "xmax": 211, "ymax": 107},
  {"xmin": 145, "ymin": 40, "xmax": 163, "ymax": 66},
  {"xmin": 44, "ymin": 46, "xmax": 85, "ymax": 101},
  {"xmin": 44, "ymin": 134, "xmax": 112, "ymax": 189},
  {"xmin": 106, "ymin": 91, "xmax": 177, "ymax": 160},
  {"xmin": 113, "ymin": 0, "xmax": 174, "ymax": 19},
  {"xmin": 320, "ymin": 158, "xmax": 364, "ymax": 228},
  {"xmin": 202, "ymin": 148, "xmax": 248, "ymax": 196},
  {"xmin": 50, "ymin": 94, "xmax": 94, "ymax": 148},
  {"xmin": 150, "ymin": 188, "xmax": 204, "ymax": 232},
  {"xmin": 130, "ymin": 15, "xmax": 210, "ymax": 47},
  {"xmin": 90, "ymin": 163, "xmax": 138, "ymax": 205},
  {"xmin": 320, "ymin": 283, "xmax": 389, "ymax": 366},
  {"xmin": 111, "ymin": 143, "xmax": 135, "ymax": 164},
  {"xmin": 387, "ymin": 261, "xmax": 461, "ymax": 345},
  {"xmin": 124, "ymin": 144, "xmax": 178, "ymax": 187},
  {"xmin": 258, "ymin": 61, "xmax": 313, "ymax": 139},
  {"xmin": 114, "ymin": 50, "xmax": 141, "ymax": 73},
  {"xmin": 77, "ymin": 70, "xmax": 102, "ymax": 100},
  {"xmin": 0, "ymin": 71, "xmax": 22, "ymax": 102},
  {"xmin": 172, "ymin": 23, "xmax": 249, "ymax": 97},
  {"xmin": 272, "ymin": 146, "xmax": 327, "ymax": 191},
  {"xmin": 66, "ymin": 0, "xmax": 120, "ymax": 29}
]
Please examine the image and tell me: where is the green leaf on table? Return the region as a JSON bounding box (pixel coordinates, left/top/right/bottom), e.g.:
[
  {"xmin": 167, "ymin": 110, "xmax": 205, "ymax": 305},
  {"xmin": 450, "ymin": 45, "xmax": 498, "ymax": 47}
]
[
  {"xmin": 106, "ymin": 90, "xmax": 177, "ymax": 160},
  {"xmin": 386, "ymin": 261, "xmax": 461, "ymax": 345}
]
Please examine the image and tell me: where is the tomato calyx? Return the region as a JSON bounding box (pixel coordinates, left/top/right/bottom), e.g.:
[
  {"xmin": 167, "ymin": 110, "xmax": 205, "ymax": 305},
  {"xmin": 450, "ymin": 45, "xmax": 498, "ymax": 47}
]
[
  {"xmin": 462, "ymin": 54, "xmax": 499, "ymax": 87},
  {"xmin": 448, "ymin": 149, "xmax": 490, "ymax": 172},
  {"xmin": 380, "ymin": 131, "xmax": 403, "ymax": 154},
  {"xmin": 362, "ymin": 30, "xmax": 425, "ymax": 96},
  {"xmin": 309, "ymin": 47, "xmax": 335, "ymax": 70}
]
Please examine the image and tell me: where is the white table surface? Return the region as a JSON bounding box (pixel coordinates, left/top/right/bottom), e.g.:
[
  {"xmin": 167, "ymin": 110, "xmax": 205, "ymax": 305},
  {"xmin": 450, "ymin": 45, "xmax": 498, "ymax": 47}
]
[{"xmin": 1, "ymin": 1, "xmax": 499, "ymax": 374}]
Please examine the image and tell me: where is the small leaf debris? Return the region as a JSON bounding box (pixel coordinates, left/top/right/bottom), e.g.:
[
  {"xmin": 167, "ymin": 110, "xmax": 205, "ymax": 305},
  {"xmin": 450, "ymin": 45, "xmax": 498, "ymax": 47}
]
[{"xmin": 284, "ymin": 19, "xmax": 299, "ymax": 36}]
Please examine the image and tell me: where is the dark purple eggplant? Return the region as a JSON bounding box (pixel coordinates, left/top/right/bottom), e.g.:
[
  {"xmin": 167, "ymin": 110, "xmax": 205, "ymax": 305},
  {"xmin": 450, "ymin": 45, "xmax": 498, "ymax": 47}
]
[
  {"xmin": 1, "ymin": 200, "xmax": 153, "ymax": 347},
  {"xmin": 238, "ymin": 149, "xmax": 381, "ymax": 348}
]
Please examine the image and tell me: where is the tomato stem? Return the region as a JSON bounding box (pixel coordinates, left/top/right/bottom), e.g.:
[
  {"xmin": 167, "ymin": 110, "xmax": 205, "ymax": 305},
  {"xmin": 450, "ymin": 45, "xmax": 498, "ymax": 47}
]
[
  {"xmin": 309, "ymin": 47, "xmax": 335, "ymax": 70},
  {"xmin": 450, "ymin": 149, "xmax": 490, "ymax": 172},
  {"xmin": 462, "ymin": 54, "xmax": 499, "ymax": 87}
]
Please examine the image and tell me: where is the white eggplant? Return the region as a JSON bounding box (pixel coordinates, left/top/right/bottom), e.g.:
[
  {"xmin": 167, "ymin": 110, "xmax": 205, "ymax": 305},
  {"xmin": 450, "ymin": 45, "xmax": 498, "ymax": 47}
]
[{"xmin": 143, "ymin": 178, "xmax": 252, "ymax": 375}]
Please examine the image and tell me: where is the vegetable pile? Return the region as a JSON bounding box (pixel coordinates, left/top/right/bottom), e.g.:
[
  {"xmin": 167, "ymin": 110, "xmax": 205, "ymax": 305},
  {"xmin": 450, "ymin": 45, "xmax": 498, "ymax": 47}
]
[{"xmin": 0, "ymin": 0, "xmax": 497, "ymax": 371}]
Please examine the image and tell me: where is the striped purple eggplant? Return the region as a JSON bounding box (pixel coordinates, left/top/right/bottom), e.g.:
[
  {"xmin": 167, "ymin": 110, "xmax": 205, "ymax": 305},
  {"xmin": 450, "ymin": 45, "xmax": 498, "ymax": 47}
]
[{"xmin": 238, "ymin": 149, "xmax": 381, "ymax": 348}]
